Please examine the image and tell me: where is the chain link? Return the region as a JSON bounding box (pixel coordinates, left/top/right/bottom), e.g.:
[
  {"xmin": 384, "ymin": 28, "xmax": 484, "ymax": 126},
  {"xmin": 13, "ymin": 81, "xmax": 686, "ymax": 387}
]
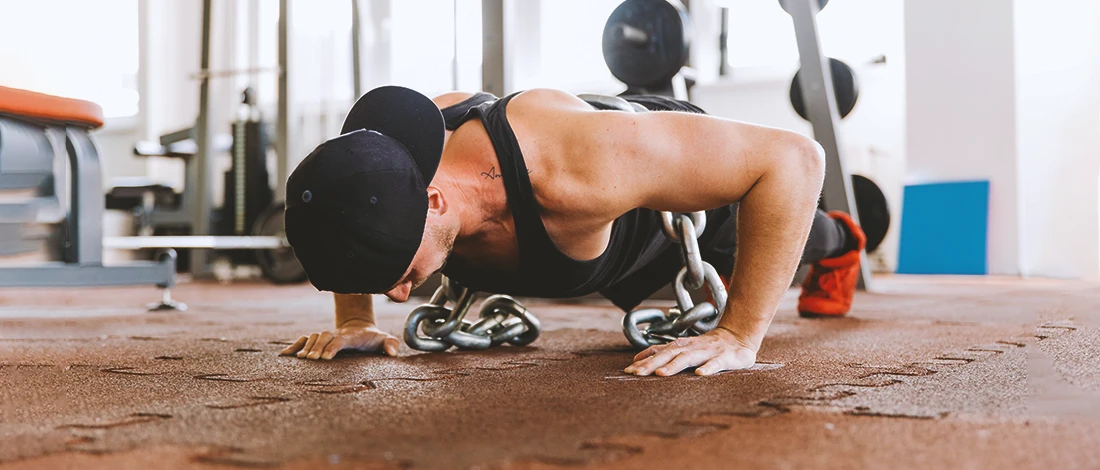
[
  {"xmin": 403, "ymin": 276, "xmax": 541, "ymax": 351},
  {"xmin": 622, "ymin": 212, "xmax": 727, "ymax": 349}
]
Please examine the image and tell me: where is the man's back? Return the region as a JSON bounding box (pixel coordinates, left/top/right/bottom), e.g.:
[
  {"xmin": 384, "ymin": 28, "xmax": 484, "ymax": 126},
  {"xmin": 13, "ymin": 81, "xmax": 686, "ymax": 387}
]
[
  {"xmin": 438, "ymin": 90, "xmax": 665, "ymax": 298},
  {"xmin": 442, "ymin": 90, "xmax": 625, "ymax": 264},
  {"xmin": 436, "ymin": 90, "xmax": 754, "ymax": 309}
]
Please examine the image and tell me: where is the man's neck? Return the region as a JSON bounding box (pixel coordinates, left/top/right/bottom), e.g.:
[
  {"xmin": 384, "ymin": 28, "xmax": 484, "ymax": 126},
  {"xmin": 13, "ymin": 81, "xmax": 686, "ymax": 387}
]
[
  {"xmin": 435, "ymin": 120, "xmax": 518, "ymax": 271},
  {"xmin": 442, "ymin": 174, "xmax": 505, "ymax": 251}
]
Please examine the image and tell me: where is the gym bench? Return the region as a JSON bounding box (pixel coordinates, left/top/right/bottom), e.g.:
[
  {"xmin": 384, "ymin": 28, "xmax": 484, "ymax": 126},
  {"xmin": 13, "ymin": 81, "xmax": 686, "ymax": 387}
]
[{"xmin": 0, "ymin": 86, "xmax": 176, "ymax": 290}]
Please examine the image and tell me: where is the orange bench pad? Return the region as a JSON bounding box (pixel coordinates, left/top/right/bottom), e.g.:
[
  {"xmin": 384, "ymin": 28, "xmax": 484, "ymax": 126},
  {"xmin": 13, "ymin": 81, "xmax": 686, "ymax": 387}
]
[{"xmin": 0, "ymin": 86, "xmax": 105, "ymax": 129}]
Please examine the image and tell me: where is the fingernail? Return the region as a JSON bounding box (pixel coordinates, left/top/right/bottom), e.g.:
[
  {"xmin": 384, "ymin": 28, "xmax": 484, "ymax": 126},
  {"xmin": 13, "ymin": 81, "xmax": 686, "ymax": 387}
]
[{"xmin": 624, "ymin": 367, "xmax": 634, "ymax": 374}]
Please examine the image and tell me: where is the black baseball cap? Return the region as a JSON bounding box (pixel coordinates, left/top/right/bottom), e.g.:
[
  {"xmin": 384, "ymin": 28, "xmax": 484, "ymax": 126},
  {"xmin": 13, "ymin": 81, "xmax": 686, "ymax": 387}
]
[{"xmin": 284, "ymin": 86, "xmax": 445, "ymax": 294}]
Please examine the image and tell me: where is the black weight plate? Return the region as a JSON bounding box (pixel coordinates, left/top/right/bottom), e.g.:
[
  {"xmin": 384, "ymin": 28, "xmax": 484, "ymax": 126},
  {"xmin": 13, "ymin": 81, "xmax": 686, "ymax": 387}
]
[
  {"xmin": 252, "ymin": 201, "xmax": 308, "ymax": 284},
  {"xmin": 790, "ymin": 57, "xmax": 859, "ymax": 121},
  {"xmin": 602, "ymin": 0, "xmax": 692, "ymax": 89},
  {"xmin": 852, "ymin": 174, "xmax": 889, "ymax": 254},
  {"xmin": 779, "ymin": 0, "xmax": 829, "ymax": 15}
]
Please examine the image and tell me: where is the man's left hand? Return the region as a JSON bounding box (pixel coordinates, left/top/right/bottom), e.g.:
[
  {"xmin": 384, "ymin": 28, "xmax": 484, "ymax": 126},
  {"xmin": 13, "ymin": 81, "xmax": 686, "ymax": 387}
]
[{"xmin": 624, "ymin": 328, "xmax": 757, "ymax": 376}]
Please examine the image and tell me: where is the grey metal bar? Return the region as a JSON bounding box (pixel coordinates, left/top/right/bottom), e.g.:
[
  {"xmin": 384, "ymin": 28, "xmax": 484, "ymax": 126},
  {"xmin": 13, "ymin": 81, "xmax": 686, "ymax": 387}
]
[
  {"xmin": 276, "ymin": 0, "xmax": 290, "ymax": 204},
  {"xmin": 145, "ymin": 209, "xmax": 195, "ymax": 227},
  {"xmin": 0, "ymin": 118, "xmax": 54, "ymax": 187},
  {"xmin": 63, "ymin": 129, "xmax": 105, "ymax": 265},
  {"xmin": 104, "ymin": 235, "xmax": 285, "ymax": 250},
  {"xmin": 787, "ymin": 0, "xmax": 870, "ymax": 289},
  {"xmin": 190, "ymin": 0, "xmax": 215, "ymax": 278},
  {"xmin": 351, "ymin": 0, "xmax": 362, "ymax": 99},
  {"xmin": 0, "ymin": 260, "xmax": 176, "ymax": 288},
  {"xmin": 0, "ymin": 203, "xmax": 36, "ymax": 223},
  {"xmin": 481, "ymin": 0, "xmax": 505, "ymax": 96},
  {"xmin": 719, "ymin": 7, "xmax": 729, "ymax": 77},
  {"xmin": 42, "ymin": 127, "xmax": 68, "ymax": 222}
]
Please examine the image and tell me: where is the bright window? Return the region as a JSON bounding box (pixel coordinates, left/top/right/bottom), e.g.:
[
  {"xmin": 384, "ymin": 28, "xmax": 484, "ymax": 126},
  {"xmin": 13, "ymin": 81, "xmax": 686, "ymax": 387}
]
[
  {"xmin": 724, "ymin": 0, "xmax": 904, "ymax": 72},
  {"xmin": 0, "ymin": 0, "xmax": 139, "ymax": 118},
  {"xmin": 530, "ymin": 0, "xmax": 623, "ymax": 93}
]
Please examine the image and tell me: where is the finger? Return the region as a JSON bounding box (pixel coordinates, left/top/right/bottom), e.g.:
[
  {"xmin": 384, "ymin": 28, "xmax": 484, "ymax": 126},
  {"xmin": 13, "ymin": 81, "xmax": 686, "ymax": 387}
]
[
  {"xmin": 696, "ymin": 355, "xmax": 728, "ymax": 376},
  {"xmin": 628, "ymin": 349, "xmax": 679, "ymax": 376},
  {"xmin": 320, "ymin": 336, "xmax": 347, "ymax": 360},
  {"xmin": 382, "ymin": 336, "xmax": 401, "ymax": 356},
  {"xmin": 627, "ymin": 351, "xmax": 669, "ymax": 375},
  {"xmin": 279, "ymin": 336, "xmax": 308, "ymax": 356},
  {"xmin": 625, "ymin": 345, "xmax": 663, "ymax": 373},
  {"xmin": 306, "ymin": 331, "xmax": 334, "ymax": 359},
  {"xmin": 629, "ymin": 339, "xmax": 692, "ymax": 375},
  {"xmin": 633, "ymin": 345, "xmax": 661, "ymax": 362},
  {"xmin": 655, "ymin": 349, "xmax": 712, "ymax": 376},
  {"xmin": 714, "ymin": 350, "xmax": 758, "ymax": 375},
  {"xmin": 297, "ymin": 333, "xmax": 320, "ymax": 358},
  {"xmin": 697, "ymin": 351, "xmax": 754, "ymax": 376}
]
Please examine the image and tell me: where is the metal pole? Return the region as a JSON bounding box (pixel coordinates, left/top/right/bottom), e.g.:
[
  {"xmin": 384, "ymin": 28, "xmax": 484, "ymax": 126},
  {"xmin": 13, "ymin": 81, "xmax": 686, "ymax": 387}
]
[
  {"xmin": 452, "ymin": 0, "xmax": 459, "ymax": 91},
  {"xmin": 191, "ymin": 0, "xmax": 214, "ymax": 277},
  {"xmin": 787, "ymin": 0, "xmax": 871, "ymax": 289},
  {"xmin": 718, "ymin": 7, "xmax": 729, "ymax": 77},
  {"xmin": 481, "ymin": 0, "xmax": 505, "ymax": 96},
  {"xmin": 351, "ymin": 0, "xmax": 362, "ymax": 99},
  {"xmin": 276, "ymin": 0, "xmax": 290, "ymax": 204},
  {"xmin": 104, "ymin": 236, "xmax": 286, "ymax": 250}
]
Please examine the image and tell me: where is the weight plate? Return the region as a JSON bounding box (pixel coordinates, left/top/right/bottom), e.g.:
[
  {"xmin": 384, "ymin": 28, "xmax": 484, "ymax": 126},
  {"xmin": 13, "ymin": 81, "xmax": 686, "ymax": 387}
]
[
  {"xmin": 602, "ymin": 0, "xmax": 692, "ymax": 89},
  {"xmin": 852, "ymin": 174, "xmax": 889, "ymax": 254},
  {"xmin": 789, "ymin": 57, "xmax": 859, "ymax": 121},
  {"xmin": 778, "ymin": 0, "xmax": 829, "ymax": 15},
  {"xmin": 252, "ymin": 201, "xmax": 308, "ymax": 284}
]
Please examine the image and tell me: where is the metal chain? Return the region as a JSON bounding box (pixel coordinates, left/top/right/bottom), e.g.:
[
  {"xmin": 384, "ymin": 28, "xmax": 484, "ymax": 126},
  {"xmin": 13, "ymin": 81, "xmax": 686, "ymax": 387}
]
[
  {"xmin": 622, "ymin": 212, "xmax": 727, "ymax": 349},
  {"xmin": 403, "ymin": 276, "xmax": 541, "ymax": 352}
]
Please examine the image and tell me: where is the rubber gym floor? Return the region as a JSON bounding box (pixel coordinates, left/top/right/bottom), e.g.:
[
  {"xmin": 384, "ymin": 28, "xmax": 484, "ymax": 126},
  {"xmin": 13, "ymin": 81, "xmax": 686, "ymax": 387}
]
[{"xmin": 2, "ymin": 276, "xmax": 1099, "ymax": 469}]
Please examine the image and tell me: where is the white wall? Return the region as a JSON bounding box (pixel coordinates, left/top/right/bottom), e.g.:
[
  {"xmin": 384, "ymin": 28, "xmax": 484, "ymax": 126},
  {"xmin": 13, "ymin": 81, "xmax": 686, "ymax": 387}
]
[
  {"xmin": 903, "ymin": 0, "xmax": 1100, "ymax": 279},
  {"xmin": 904, "ymin": 0, "xmax": 1020, "ymax": 275},
  {"xmin": 1014, "ymin": 0, "xmax": 1100, "ymax": 279}
]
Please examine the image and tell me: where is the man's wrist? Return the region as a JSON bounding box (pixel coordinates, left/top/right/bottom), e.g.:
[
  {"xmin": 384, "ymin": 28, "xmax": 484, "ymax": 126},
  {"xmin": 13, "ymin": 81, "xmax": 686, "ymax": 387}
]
[
  {"xmin": 337, "ymin": 317, "xmax": 375, "ymax": 329},
  {"xmin": 714, "ymin": 325, "xmax": 763, "ymax": 352}
]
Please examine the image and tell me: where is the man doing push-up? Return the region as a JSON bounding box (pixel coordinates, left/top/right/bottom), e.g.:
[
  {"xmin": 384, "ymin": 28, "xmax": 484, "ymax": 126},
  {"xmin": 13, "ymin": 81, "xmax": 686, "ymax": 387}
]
[{"xmin": 279, "ymin": 86, "xmax": 866, "ymax": 377}]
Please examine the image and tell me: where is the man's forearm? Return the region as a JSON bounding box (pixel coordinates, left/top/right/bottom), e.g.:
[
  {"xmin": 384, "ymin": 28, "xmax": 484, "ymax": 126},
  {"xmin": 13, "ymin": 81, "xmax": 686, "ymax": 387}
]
[
  {"xmin": 718, "ymin": 144, "xmax": 825, "ymax": 350},
  {"xmin": 334, "ymin": 293, "xmax": 376, "ymax": 327}
]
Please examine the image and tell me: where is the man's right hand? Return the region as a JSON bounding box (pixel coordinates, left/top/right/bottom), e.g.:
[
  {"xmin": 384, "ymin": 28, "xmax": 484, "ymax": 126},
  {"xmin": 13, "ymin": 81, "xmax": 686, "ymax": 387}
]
[{"xmin": 279, "ymin": 320, "xmax": 401, "ymax": 360}]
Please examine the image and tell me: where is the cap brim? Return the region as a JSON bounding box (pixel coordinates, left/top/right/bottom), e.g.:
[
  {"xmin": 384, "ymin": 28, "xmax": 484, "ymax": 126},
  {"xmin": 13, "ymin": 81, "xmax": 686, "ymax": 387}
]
[{"xmin": 342, "ymin": 86, "xmax": 446, "ymax": 185}]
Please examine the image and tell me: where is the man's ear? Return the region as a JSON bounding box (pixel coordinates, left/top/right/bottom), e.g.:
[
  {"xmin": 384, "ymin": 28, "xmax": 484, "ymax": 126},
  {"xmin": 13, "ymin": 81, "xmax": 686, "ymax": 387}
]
[{"xmin": 426, "ymin": 187, "xmax": 448, "ymax": 216}]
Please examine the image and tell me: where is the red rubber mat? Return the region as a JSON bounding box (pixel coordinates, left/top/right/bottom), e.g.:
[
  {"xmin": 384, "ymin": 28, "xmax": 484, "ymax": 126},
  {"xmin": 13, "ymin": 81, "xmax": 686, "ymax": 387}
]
[{"xmin": 1, "ymin": 276, "xmax": 1098, "ymax": 469}]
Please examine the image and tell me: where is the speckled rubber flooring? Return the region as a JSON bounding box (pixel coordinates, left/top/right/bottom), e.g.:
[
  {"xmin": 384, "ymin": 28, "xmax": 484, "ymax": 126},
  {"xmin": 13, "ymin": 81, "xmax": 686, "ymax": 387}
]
[{"xmin": 1, "ymin": 276, "xmax": 1098, "ymax": 469}]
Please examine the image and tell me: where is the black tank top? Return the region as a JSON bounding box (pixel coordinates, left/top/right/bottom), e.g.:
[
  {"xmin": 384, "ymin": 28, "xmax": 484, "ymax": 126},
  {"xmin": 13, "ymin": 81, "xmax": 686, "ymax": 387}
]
[{"xmin": 436, "ymin": 92, "xmax": 676, "ymax": 298}]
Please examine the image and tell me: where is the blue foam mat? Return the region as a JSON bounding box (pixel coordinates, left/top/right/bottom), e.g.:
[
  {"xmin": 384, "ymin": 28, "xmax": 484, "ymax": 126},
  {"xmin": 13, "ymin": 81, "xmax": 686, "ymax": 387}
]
[{"xmin": 897, "ymin": 180, "xmax": 989, "ymax": 275}]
